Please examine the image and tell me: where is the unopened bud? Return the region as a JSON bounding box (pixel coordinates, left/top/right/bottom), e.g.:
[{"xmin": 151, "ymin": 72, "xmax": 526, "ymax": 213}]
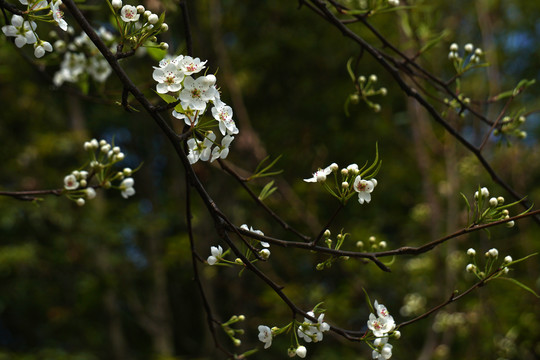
[
  {"xmin": 464, "ymin": 43, "xmax": 474, "ymax": 52},
  {"xmin": 449, "ymin": 43, "xmax": 459, "ymax": 52}
]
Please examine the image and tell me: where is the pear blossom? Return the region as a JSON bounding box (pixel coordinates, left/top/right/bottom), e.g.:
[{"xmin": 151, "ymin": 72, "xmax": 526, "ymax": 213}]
[
  {"xmin": 119, "ymin": 177, "xmax": 135, "ymax": 198},
  {"xmin": 178, "ymin": 56, "xmax": 207, "ymax": 75},
  {"xmin": 207, "ymin": 245, "xmax": 223, "ymax": 265},
  {"xmin": 64, "ymin": 174, "xmax": 79, "ymax": 190},
  {"xmin": 210, "ymin": 135, "xmax": 234, "ymax": 162},
  {"xmin": 372, "ymin": 337, "xmax": 393, "ymax": 360},
  {"xmin": 51, "ymin": 0, "xmax": 68, "ymax": 31},
  {"xmin": 152, "ymin": 62, "xmax": 185, "ymax": 93},
  {"xmin": 2, "ymin": 15, "xmax": 37, "ymax": 48},
  {"xmin": 179, "ymin": 75, "xmax": 219, "ymax": 110},
  {"xmin": 304, "ymin": 165, "xmax": 333, "ymax": 183},
  {"xmin": 186, "ymin": 132, "xmax": 216, "ymax": 164},
  {"xmin": 353, "ymin": 175, "xmax": 377, "ymax": 204},
  {"xmin": 297, "ymin": 311, "xmax": 330, "ymax": 343},
  {"xmin": 120, "ymin": 5, "xmax": 139, "ymax": 22},
  {"xmin": 212, "ymin": 101, "xmax": 238, "ymax": 135},
  {"xmin": 367, "ymin": 301, "xmax": 395, "ymax": 337},
  {"xmin": 257, "ymin": 325, "xmax": 273, "ymax": 349},
  {"xmin": 33, "ymin": 40, "xmax": 53, "ymax": 58}
]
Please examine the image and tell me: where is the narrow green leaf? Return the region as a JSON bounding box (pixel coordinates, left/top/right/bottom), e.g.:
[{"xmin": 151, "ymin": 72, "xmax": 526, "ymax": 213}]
[
  {"xmin": 499, "ymin": 277, "xmax": 540, "ymax": 298},
  {"xmin": 506, "ymin": 252, "xmax": 538, "ymax": 267},
  {"xmin": 362, "ymin": 288, "xmax": 375, "ymax": 314},
  {"xmin": 154, "ymin": 91, "xmax": 178, "ymax": 104},
  {"xmin": 346, "ymin": 57, "xmax": 356, "ymax": 82}
]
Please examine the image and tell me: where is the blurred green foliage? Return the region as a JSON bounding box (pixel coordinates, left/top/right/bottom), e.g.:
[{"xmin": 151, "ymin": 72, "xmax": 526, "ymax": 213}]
[{"xmin": 1, "ymin": 0, "xmax": 539, "ymax": 359}]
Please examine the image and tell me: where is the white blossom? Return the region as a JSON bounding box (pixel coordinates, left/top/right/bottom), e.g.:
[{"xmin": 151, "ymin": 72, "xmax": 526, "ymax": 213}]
[
  {"xmin": 64, "ymin": 174, "xmax": 79, "ymax": 190},
  {"xmin": 119, "ymin": 177, "xmax": 135, "ymax": 198},
  {"xmin": 51, "ymin": 0, "xmax": 68, "ymax": 31},
  {"xmin": 207, "ymin": 245, "xmax": 223, "ymax": 265},
  {"xmin": 2, "ymin": 15, "xmax": 37, "ymax": 48},
  {"xmin": 353, "ymin": 176, "xmax": 377, "ymax": 204},
  {"xmin": 257, "ymin": 325, "xmax": 272, "ymax": 349},
  {"xmin": 120, "ymin": 5, "xmax": 139, "ymax": 22},
  {"xmin": 152, "ymin": 62, "xmax": 184, "ymax": 94},
  {"xmin": 304, "ymin": 165, "xmax": 333, "ymax": 183}
]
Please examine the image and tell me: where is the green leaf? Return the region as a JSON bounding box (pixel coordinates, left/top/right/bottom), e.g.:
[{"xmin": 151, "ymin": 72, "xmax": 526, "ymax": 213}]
[
  {"xmin": 419, "ymin": 29, "xmax": 450, "ymax": 54},
  {"xmin": 346, "ymin": 57, "xmax": 356, "ymax": 82},
  {"xmin": 499, "ymin": 277, "xmax": 540, "ymax": 298},
  {"xmin": 258, "ymin": 180, "xmax": 277, "ymax": 201},
  {"xmin": 505, "ymin": 252, "xmax": 538, "ymax": 267},
  {"xmin": 363, "ymin": 288, "xmax": 375, "ymax": 314},
  {"xmin": 146, "ymin": 46, "xmax": 167, "ymax": 62},
  {"xmin": 154, "ymin": 91, "xmax": 178, "ymax": 104}
]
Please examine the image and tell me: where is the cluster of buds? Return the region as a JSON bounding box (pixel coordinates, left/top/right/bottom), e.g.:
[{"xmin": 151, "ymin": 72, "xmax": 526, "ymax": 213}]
[
  {"xmin": 448, "ymin": 42, "xmax": 487, "ymax": 75},
  {"xmin": 465, "ymin": 247, "xmax": 513, "ymax": 279},
  {"xmin": 494, "ymin": 114, "xmax": 527, "ymax": 140},
  {"xmin": 1, "ymin": 0, "xmax": 68, "ymax": 58},
  {"xmin": 442, "ymin": 93, "xmax": 471, "ymax": 118},
  {"xmin": 108, "ymin": 0, "xmax": 169, "ymax": 52},
  {"xmin": 346, "ymin": 72, "xmax": 388, "ymax": 114},
  {"xmin": 303, "ymin": 144, "xmax": 381, "ymax": 205},
  {"xmin": 463, "ymin": 186, "xmax": 526, "ymax": 227},
  {"xmin": 316, "ymin": 229, "xmax": 353, "ymax": 270},
  {"xmin": 221, "ymin": 314, "xmax": 246, "ymax": 347},
  {"xmin": 356, "ymin": 235, "xmax": 387, "ymax": 251},
  {"xmin": 62, "ymin": 138, "xmax": 138, "ymax": 205}
]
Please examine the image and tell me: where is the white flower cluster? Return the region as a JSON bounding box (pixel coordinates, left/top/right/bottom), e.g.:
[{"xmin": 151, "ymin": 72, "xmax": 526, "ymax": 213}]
[
  {"xmin": 257, "ymin": 308, "xmax": 330, "ymax": 358},
  {"xmin": 304, "ymin": 163, "xmax": 378, "ymax": 204},
  {"xmin": 53, "ymin": 27, "xmax": 114, "ymax": 86},
  {"xmin": 240, "ymin": 224, "xmax": 270, "ymax": 260},
  {"xmin": 1, "ymin": 0, "xmax": 68, "ymax": 58},
  {"xmin": 297, "ymin": 311, "xmax": 330, "ymax": 343},
  {"xmin": 367, "ymin": 301, "xmax": 398, "ymax": 360},
  {"xmin": 62, "ymin": 138, "xmax": 136, "ymax": 205},
  {"xmin": 152, "ymin": 55, "xmax": 239, "ymax": 164}
]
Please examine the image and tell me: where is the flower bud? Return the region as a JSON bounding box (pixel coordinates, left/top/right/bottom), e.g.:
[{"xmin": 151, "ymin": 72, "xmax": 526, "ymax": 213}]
[
  {"xmin": 369, "ymin": 236, "xmax": 376, "ymax": 243},
  {"xmin": 503, "ymin": 267, "xmax": 509, "ymax": 274},
  {"xmin": 323, "ymin": 229, "xmax": 331, "ymax": 237},
  {"xmin": 85, "ymin": 187, "xmax": 96, "ymax": 199},
  {"xmin": 467, "ymin": 248, "xmax": 476, "ymax": 256},
  {"xmin": 161, "ymin": 23, "xmax": 168, "ymax": 31},
  {"xmin": 393, "ymin": 330, "xmax": 401, "ymax": 339},
  {"xmin": 356, "ymin": 240, "xmax": 364, "ymax": 248},
  {"xmin": 148, "ymin": 13, "xmax": 159, "ymax": 24},
  {"xmin": 234, "ymin": 258, "xmax": 243, "ymax": 265},
  {"xmin": 481, "ymin": 187, "xmax": 489, "ymax": 197},
  {"xmin": 506, "ymin": 220, "xmax": 515, "ymax": 228},
  {"xmin": 233, "ymin": 339, "xmax": 241, "ymax": 346},
  {"xmin": 111, "ymin": 0, "xmax": 122, "ymax": 9},
  {"xmin": 136, "ymin": 5, "xmax": 145, "ymax": 13},
  {"xmin": 497, "ymin": 196, "xmax": 504, "ymax": 205},
  {"xmin": 76, "ymin": 198, "xmax": 85, "ymax": 206},
  {"xmin": 503, "ymin": 255, "xmax": 512, "ymax": 264},
  {"xmin": 464, "ymin": 43, "xmax": 474, "ymax": 52},
  {"xmin": 259, "ymin": 249, "xmax": 270, "ymax": 260},
  {"xmin": 342, "ymin": 181, "xmax": 349, "ymax": 189},
  {"xmin": 358, "ymin": 75, "xmax": 366, "ymax": 83},
  {"xmin": 488, "ymin": 248, "xmax": 498, "ymax": 258},
  {"xmin": 489, "ymin": 197, "xmax": 498, "ymax": 207},
  {"xmin": 373, "ymin": 104, "xmax": 381, "ymax": 112},
  {"xmin": 369, "ymin": 74, "xmax": 378, "ymax": 82},
  {"xmin": 449, "ymin": 43, "xmax": 459, "ymax": 52},
  {"xmin": 349, "ymin": 93, "xmax": 360, "ymax": 104},
  {"xmin": 79, "ymin": 179, "xmax": 87, "ymax": 188},
  {"xmin": 466, "ymin": 264, "xmax": 476, "ymax": 273},
  {"xmin": 379, "ymin": 241, "xmax": 387, "ymax": 249},
  {"xmin": 380, "ymin": 87, "xmax": 387, "ymax": 96},
  {"xmin": 341, "ymin": 168, "xmax": 348, "ymax": 176},
  {"xmin": 296, "ymin": 346, "xmax": 307, "ymax": 358},
  {"xmin": 475, "ymin": 48, "xmax": 483, "ymax": 56},
  {"xmin": 160, "ymin": 42, "xmax": 169, "ymax": 50}
]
